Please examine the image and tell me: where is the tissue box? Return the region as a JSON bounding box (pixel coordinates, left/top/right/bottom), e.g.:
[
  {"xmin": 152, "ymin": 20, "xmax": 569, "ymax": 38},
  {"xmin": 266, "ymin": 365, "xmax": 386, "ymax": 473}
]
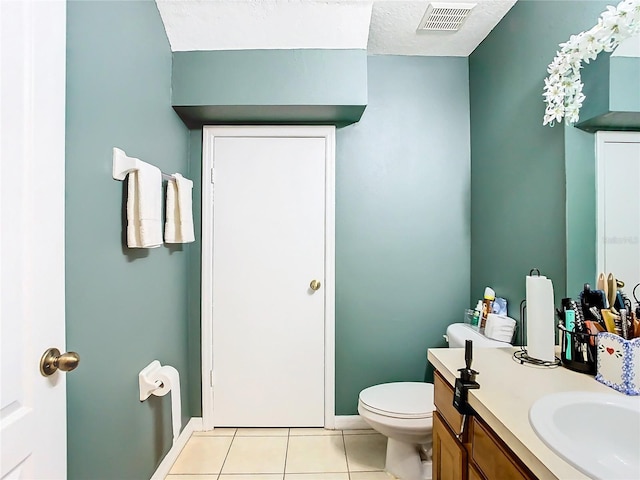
[{"xmin": 595, "ymin": 332, "xmax": 640, "ymax": 395}]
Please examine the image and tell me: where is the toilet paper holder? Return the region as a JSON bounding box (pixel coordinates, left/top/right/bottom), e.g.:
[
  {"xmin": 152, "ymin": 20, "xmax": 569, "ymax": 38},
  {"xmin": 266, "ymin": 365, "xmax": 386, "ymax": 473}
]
[
  {"xmin": 139, "ymin": 360, "xmax": 165, "ymax": 401},
  {"xmin": 138, "ymin": 360, "xmax": 183, "ymax": 444}
]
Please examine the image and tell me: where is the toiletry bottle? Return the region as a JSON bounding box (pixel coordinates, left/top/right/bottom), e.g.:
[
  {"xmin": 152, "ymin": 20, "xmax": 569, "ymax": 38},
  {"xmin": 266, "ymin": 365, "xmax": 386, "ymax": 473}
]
[
  {"xmin": 564, "ymin": 308, "xmax": 575, "ymax": 361},
  {"xmin": 471, "ymin": 300, "xmax": 482, "ymax": 327},
  {"xmin": 480, "ymin": 287, "xmax": 495, "ymax": 331}
]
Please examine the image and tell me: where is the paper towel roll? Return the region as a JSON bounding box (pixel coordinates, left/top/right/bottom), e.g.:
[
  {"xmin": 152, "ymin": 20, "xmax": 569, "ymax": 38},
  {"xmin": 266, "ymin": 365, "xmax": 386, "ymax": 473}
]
[
  {"xmin": 139, "ymin": 363, "xmax": 182, "ymax": 443},
  {"xmin": 526, "ymin": 275, "xmax": 556, "ymax": 362}
]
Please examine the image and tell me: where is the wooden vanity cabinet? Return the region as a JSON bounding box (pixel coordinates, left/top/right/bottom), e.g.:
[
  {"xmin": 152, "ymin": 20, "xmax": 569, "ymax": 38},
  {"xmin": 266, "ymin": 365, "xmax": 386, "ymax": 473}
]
[
  {"xmin": 433, "ymin": 371, "xmax": 470, "ymax": 480},
  {"xmin": 468, "ymin": 461, "xmax": 484, "ymax": 480},
  {"xmin": 469, "ymin": 416, "xmax": 536, "ymax": 480},
  {"xmin": 432, "ymin": 370, "xmax": 536, "ymax": 480},
  {"xmin": 433, "ymin": 411, "xmax": 467, "ymax": 480}
]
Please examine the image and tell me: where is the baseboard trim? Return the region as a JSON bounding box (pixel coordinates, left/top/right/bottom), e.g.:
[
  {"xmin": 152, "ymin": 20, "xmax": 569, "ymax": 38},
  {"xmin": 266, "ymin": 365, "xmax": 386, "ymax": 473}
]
[
  {"xmin": 334, "ymin": 415, "xmax": 370, "ymax": 430},
  {"xmin": 150, "ymin": 417, "xmax": 203, "ymax": 480}
]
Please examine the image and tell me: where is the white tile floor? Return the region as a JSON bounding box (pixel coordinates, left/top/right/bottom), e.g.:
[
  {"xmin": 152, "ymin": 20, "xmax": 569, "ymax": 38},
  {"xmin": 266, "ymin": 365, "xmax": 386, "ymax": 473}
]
[{"xmin": 166, "ymin": 428, "xmax": 394, "ymax": 480}]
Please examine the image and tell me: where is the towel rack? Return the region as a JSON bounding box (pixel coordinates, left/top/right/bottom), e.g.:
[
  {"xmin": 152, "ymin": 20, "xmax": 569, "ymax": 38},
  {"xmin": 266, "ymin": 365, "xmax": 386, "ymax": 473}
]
[{"xmin": 112, "ymin": 147, "xmax": 175, "ymax": 182}]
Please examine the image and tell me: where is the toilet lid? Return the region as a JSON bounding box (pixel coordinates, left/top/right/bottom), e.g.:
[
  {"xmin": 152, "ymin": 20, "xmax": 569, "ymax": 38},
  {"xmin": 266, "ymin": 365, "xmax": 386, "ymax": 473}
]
[{"xmin": 359, "ymin": 382, "xmax": 435, "ymax": 419}]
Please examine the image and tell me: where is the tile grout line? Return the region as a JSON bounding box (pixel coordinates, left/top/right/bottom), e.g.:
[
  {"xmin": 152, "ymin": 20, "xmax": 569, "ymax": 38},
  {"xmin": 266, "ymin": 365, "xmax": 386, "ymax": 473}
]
[
  {"xmin": 282, "ymin": 428, "xmax": 290, "ymax": 480},
  {"xmin": 342, "ymin": 430, "xmax": 352, "ymax": 480},
  {"xmin": 215, "ymin": 428, "xmax": 238, "ymax": 480}
]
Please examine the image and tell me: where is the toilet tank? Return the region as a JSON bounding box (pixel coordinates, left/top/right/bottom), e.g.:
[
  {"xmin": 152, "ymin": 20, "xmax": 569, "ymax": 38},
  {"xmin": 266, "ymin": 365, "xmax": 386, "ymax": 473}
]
[{"xmin": 445, "ymin": 323, "xmax": 511, "ymax": 348}]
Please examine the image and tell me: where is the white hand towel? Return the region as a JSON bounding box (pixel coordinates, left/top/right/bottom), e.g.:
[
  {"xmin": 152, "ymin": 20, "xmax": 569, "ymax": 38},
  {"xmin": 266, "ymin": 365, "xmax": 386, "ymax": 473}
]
[
  {"xmin": 164, "ymin": 173, "xmax": 195, "ymax": 244},
  {"xmin": 126, "ymin": 163, "xmax": 162, "ymax": 248}
]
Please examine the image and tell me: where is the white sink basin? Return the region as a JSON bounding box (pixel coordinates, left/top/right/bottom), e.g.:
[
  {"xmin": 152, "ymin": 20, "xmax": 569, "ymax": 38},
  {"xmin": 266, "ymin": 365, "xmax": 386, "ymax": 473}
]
[{"xmin": 529, "ymin": 392, "xmax": 640, "ymax": 480}]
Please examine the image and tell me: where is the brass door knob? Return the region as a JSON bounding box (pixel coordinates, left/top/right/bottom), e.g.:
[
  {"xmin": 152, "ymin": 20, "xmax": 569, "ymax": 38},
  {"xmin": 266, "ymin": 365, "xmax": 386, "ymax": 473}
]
[
  {"xmin": 40, "ymin": 348, "xmax": 80, "ymax": 377},
  {"xmin": 310, "ymin": 280, "xmax": 321, "ymax": 291}
]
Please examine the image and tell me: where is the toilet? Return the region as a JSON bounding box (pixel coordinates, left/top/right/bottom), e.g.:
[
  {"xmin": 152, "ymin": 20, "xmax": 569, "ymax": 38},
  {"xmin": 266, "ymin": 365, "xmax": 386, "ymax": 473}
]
[{"xmin": 357, "ymin": 323, "xmax": 511, "ymax": 480}]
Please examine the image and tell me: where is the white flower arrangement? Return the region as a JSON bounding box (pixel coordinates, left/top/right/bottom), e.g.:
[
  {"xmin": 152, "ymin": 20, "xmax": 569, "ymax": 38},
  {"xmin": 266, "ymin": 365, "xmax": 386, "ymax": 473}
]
[{"xmin": 543, "ymin": 0, "xmax": 640, "ymax": 126}]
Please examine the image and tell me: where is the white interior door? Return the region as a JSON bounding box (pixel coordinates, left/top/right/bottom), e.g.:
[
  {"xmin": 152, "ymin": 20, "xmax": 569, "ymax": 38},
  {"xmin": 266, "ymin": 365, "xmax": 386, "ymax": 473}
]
[
  {"xmin": 0, "ymin": 1, "xmax": 67, "ymax": 478},
  {"xmin": 204, "ymin": 127, "xmax": 334, "ymax": 427},
  {"xmin": 596, "ymin": 132, "xmax": 640, "ymax": 292}
]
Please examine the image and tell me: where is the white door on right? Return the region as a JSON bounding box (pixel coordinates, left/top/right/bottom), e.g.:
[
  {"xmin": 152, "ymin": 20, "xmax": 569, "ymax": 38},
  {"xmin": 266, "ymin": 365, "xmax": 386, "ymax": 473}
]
[
  {"xmin": 596, "ymin": 131, "xmax": 640, "ymax": 293},
  {"xmin": 210, "ymin": 128, "xmax": 330, "ymax": 427}
]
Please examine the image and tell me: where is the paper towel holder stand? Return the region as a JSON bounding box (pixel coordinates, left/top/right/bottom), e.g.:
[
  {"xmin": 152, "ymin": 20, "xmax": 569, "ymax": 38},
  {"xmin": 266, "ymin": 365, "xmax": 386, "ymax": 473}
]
[
  {"xmin": 139, "ymin": 360, "xmax": 165, "ymax": 401},
  {"xmin": 512, "ymin": 268, "xmax": 562, "ymax": 368}
]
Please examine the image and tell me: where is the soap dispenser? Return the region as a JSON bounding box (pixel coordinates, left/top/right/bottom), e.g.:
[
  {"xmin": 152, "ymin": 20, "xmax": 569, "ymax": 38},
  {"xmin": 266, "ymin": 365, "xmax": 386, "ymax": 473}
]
[{"xmin": 453, "ymin": 340, "xmax": 480, "ymax": 415}]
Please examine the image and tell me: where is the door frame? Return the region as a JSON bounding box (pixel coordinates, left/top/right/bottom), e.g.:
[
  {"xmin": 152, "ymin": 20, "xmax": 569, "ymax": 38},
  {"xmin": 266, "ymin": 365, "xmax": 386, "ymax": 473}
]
[{"xmin": 201, "ymin": 125, "xmax": 336, "ymax": 430}]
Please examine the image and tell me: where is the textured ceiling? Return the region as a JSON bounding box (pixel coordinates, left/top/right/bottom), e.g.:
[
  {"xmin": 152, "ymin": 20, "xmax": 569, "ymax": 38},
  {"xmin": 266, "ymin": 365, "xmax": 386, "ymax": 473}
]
[
  {"xmin": 369, "ymin": 0, "xmax": 517, "ymax": 56},
  {"xmin": 156, "ymin": 0, "xmax": 373, "ymax": 52},
  {"xmin": 156, "ymin": 0, "xmax": 518, "ymax": 56}
]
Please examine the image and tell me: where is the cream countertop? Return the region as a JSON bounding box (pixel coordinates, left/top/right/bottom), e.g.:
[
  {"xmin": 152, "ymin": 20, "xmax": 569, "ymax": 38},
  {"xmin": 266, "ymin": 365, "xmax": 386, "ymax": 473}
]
[{"xmin": 427, "ymin": 347, "xmax": 626, "ymax": 480}]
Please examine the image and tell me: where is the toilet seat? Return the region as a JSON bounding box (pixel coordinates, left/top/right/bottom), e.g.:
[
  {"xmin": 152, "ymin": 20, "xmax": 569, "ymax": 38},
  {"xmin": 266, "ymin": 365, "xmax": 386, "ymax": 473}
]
[{"xmin": 359, "ymin": 382, "xmax": 434, "ymax": 419}]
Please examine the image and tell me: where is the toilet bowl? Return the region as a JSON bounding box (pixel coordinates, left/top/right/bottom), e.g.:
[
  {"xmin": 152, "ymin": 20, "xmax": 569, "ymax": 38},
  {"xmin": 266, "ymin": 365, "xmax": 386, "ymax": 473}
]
[
  {"xmin": 358, "ymin": 382, "xmax": 434, "ymax": 480},
  {"xmin": 358, "ymin": 323, "xmax": 512, "ymax": 480}
]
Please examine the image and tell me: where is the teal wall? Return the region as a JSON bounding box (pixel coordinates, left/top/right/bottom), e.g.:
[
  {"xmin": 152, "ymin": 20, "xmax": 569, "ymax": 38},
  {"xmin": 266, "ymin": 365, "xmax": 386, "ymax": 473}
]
[
  {"xmin": 65, "ymin": 1, "xmax": 191, "ymax": 479},
  {"xmin": 578, "ymin": 51, "xmax": 612, "ymax": 124},
  {"xmin": 565, "ymin": 125, "xmax": 597, "ymax": 297},
  {"xmin": 611, "ymin": 57, "xmax": 640, "ymax": 111},
  {"xmin": 335, "ymin": 55, "xmax": 471, "ymax": 414},
  {"xmin": 183, "ymin": 55, "xmax": 470, "ymax": 417},
  {"xmin": 578, "ymin": 54, "xmax": 640, "ymax": 131},
  {"xmin": 469, "ymin": 0, "xmax": 611, "ymax": 314},
  {"xmin": 172, "ymin": 49, "xmax": 368, "ymax": 126},
  {"xmin": 187, "ymin": 129, "xmax": 203, "ymax": 417}
]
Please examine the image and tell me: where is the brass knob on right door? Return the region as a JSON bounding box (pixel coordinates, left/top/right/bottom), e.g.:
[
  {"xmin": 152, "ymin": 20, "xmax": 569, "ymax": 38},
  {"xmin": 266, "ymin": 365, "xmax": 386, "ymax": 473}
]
[{"xmin": 310, "ymin": 280, "xmax": 321, "ymax": 291}]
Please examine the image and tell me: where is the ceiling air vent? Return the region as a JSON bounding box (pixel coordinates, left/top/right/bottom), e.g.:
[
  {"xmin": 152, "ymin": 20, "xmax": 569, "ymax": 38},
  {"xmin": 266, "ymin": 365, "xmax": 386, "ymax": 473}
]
[{"xmin": 417, "ymin": 2, "xmax": 476, "ymax": 32}]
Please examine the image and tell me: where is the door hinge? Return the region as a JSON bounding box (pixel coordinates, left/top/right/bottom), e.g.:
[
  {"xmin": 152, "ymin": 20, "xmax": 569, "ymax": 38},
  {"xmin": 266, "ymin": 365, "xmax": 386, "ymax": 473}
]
[
  {"xmin": 210, "ymin": 370, "xmax": 214, "ymax": 387},
  {"xmin": 210, "ymin": 168, "xmax": 215, "ymax": 184}
]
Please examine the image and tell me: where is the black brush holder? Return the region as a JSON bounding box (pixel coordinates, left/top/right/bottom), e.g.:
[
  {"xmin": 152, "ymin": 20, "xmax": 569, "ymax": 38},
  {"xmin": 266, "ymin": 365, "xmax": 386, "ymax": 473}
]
[{"xmin": 558, "ymin": 325, "xmax": 598, "ymax": 375}]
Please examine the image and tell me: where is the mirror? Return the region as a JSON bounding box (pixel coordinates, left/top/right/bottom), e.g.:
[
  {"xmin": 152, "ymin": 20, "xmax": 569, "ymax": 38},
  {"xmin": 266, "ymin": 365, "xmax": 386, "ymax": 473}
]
[
  {"xmin": 595, "ymin": 132, "xmax": 640, "ymax": 297},
  {"xmin": 566, "ymin": 34, "xmax": 640, "ymax": 303}
]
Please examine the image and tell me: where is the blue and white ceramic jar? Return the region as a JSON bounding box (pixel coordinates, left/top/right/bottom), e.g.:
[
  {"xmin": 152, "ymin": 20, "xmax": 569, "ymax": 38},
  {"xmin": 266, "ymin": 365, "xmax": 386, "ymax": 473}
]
[{"xmin": 596, "ymin": 332, "xmax": 640, "ymax": 395}]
